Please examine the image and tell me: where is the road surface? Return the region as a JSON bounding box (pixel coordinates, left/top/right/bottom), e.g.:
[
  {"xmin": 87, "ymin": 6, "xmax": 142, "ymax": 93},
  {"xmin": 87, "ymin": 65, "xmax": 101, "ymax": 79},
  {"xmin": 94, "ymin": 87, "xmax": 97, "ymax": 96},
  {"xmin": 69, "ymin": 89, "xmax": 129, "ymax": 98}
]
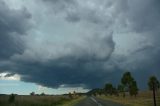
[{"xmin": 75, "ymin": 96, "xmax": 124, "ymax": 106}]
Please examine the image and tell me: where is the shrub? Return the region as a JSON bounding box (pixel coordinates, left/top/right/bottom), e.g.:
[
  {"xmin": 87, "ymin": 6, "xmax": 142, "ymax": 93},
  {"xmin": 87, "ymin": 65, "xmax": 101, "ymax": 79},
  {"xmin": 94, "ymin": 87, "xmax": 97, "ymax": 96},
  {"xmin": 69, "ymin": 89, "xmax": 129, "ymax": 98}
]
[{"xmin": 8, "ymin": 94, "xmax": 15, "ymax": 103}]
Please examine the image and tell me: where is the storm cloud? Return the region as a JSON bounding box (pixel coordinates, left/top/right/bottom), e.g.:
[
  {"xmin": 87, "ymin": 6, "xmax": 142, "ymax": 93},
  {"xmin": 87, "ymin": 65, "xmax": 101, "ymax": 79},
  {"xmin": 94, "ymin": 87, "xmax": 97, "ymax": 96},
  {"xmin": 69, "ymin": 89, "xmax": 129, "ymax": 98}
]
[
  {"xmin": 0, "ymin": 1, "xmax": 31, "ymax": 60},
  {"xmin": 0, "ymin": 0, "xmax": 160, "ymax": 89}
]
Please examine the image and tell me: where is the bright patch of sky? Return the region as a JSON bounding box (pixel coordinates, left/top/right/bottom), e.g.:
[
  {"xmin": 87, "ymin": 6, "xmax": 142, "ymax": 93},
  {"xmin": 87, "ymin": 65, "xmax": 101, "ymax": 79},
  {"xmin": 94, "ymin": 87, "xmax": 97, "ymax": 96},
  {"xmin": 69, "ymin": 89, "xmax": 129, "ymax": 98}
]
[
  {"xmin": 0, "ymin": 79, "xmax": 89, "ymax": 95},
  {"xmin": 0, "ymin": 73, "xmax": 89, "ymax": 95}
]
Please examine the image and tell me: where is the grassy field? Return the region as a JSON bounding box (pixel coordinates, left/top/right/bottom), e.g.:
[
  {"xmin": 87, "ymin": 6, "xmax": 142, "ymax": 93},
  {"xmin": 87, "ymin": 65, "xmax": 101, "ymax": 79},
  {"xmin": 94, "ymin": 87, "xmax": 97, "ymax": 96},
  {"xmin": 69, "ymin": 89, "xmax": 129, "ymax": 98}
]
[
  {"xmin": 60, "ymin": 96, "xmax": 86, "ymax": 106},
  {"xmin": 98, "ymin": 91, "xmax": 160, "ymax": 106},
  {"xmin": 0, "ymin": 95, "xmax": 85, "ymax": 106}
]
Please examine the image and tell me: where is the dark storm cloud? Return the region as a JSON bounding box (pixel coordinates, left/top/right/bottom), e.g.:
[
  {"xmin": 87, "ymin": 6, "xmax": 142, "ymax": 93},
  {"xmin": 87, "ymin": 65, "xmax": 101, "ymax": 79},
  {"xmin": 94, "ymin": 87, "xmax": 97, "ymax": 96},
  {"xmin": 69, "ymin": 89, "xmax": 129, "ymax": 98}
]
[
  {"xmin": 10, "ymin": 34, "xmax": 115, "ymax": 88},
  {"xmin": 0, "ymin": 1, "xmax": 31, "ymax": 60},
  {"xmin": 0, "ymin": 0, "xmax": 160, "ymax": 90},
  {"xmin": 15, "ymin": 57, "xmax": 122, "ymax": 88}
]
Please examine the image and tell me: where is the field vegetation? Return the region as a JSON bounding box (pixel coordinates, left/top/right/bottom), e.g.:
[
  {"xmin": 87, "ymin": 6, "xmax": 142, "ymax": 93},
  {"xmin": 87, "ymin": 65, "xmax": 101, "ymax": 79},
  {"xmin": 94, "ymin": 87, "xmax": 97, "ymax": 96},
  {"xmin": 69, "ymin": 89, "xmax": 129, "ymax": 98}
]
[
  {"xmin": 0, "ymin": 94, "xmax": 85, "ymax": 106},
  {"xmin": 98, "ymin": 90, "xmax": 160, "ymax": 106}
]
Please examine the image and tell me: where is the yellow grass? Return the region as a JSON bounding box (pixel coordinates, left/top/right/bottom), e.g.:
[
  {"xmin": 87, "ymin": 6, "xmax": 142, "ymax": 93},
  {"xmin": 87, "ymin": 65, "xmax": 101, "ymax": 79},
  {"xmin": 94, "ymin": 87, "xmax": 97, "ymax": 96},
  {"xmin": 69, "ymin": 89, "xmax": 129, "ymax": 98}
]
[
  {"xmin": 60, "ymin": 96, "xmax": 86, "ymax": 106},
  {"xmin": 98, "ymin": 91, "xmax": 160, "ymax": 106}
]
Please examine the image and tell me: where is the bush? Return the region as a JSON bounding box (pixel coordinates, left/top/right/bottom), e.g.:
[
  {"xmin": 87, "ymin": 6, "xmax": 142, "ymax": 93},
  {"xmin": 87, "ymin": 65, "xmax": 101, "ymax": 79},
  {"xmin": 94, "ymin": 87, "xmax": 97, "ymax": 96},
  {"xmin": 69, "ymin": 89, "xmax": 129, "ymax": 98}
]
[
  {"xmin": 69, "ymin": 92, "xmax": 73, "ymax": 99},
  {"xmin": 9, "ymin": 94, "xmax": 15, "ymax": 103},
  {"xmin": 30, "ymin": 92, "xmax": 35, "ymax": 96}
]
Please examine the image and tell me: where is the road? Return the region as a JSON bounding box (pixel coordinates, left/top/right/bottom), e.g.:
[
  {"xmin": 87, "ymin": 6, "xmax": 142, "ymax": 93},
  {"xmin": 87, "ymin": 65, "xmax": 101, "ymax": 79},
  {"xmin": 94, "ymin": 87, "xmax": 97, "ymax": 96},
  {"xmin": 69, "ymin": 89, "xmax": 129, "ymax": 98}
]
[{"xmin": 75, "ymin": 96, "xmax": 124, "ymax": 106}]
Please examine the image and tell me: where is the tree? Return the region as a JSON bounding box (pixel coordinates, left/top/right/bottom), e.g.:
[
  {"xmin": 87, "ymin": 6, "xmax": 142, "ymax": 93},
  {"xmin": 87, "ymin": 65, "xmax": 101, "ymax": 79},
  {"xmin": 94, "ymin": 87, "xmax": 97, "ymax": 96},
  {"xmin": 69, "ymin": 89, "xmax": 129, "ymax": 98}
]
[
  {"xmin": 117, "ymin": 84, "xmax": 124, "ymax": 92},
  {"xmin": 121, "ymin": 72, "xmax": 134, "ymax": 91},
  {"xmin": 112, "ymin": 87, "xmax": 119, "ymax": 96},
  {"xmin": 129, "ymin": 81, "xmax": 138, "ymax": 97},
  {"xmin": 41, "ymin": 92, "xmax": 45, "ymax": 96},
  {"xmin": 30, "ymin": 92, "xmax": 35, "ymax": 96},
  {"xmin": 8, "ymin": 94, "xmax": 15, "ymax": 103},
  {"xmin": 117, "ymin": 84, "xmax": 125, "ymax": 97},
  {"xmin": 104, "ymin": 83, "xmax": 114, "ymax": 95},
  {"xmin": 148, "ymin": 76, "xmax": 159, "ymax": 106},
  {"xmin": 68, "ymin": 92, "xmax": 73, "ymax": 99},
  {"xmin": 121, "ymin": 71, "xmax": 138, "ymax": 97},
  {"xmin": 148, "ymin": 76, "xmax": 160, "ymax": 91}
]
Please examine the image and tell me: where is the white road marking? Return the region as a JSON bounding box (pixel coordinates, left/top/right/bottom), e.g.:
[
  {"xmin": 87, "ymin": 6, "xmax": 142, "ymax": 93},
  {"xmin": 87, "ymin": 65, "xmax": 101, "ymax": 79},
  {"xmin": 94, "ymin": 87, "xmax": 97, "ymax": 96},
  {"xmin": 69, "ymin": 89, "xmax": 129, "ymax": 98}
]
[{"xmin": 90, "ymin": 97, "xmax": 103, "ymax": 106}]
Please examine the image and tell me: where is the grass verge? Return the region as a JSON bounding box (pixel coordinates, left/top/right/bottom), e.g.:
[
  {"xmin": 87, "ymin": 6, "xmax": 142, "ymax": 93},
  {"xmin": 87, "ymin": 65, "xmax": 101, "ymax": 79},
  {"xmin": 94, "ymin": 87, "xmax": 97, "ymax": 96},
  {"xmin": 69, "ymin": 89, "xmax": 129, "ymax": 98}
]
[{"xmin": 60, "ymin": 96, "xmax": 86, "ymax": 106}]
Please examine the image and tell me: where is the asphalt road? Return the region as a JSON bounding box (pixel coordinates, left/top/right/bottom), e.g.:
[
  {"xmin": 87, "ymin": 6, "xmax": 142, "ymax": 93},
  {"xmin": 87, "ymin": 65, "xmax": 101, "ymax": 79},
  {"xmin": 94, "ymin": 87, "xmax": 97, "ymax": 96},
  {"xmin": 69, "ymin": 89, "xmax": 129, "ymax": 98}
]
[{"xmin": 75, "ymin": 96, "xmax": 124, "ymax": 106}]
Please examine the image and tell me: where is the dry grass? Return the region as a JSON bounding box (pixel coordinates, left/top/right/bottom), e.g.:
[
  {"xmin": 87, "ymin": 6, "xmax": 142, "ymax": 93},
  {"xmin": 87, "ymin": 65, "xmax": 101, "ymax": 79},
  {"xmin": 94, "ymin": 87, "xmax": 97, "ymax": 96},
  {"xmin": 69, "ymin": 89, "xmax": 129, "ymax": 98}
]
[
  {"xmin": 0, "ymin": 95, "xmax": 84, "ymax": 106},
  {"xmin": 60, "ymin": 96, "xmax": 86, "ymax": 106},
  {"xmin": 99, "ymin": 90, "xmax": 160, "ymax": 106}
]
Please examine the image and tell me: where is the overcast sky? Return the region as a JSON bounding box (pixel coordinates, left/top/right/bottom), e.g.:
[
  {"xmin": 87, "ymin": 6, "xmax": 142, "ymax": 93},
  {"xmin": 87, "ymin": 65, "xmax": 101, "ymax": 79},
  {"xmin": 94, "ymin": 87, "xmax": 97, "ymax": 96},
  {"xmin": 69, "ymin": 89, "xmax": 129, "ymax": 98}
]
[{"xmin": 0, "ymin": 0, "xmax": 160, "ymax": 94}]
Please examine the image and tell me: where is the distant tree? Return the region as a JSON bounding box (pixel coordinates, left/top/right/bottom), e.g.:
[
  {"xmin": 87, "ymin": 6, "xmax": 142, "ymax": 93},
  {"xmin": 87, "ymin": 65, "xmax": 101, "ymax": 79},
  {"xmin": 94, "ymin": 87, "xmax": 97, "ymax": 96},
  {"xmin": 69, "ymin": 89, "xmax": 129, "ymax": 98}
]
[
  {"xmin": 148, "ymin": 76, "xmax": 160, "ymax": 91},
  {"xmin": 30, "ymin": 92, "xmax": 35, "ymax": 96},
  {"xmin": 8, "ymin": 94, "xmax": 15, "ymax": 103},
  {"xmin": 68, "ymin": 92, "xmax": 72, "ymax": 99},
  {"xmin": 96, "ymin": 89, "xmax": 104, "ymax": 96},
  {"xmin": 104, "ymin": 83, "xmax": 114, "ymax": 95},
  {"xmin": 121, "ymin": 72, "xmax": 134, "ymax": 91},
  {"xmin": 148, "ymin": 76, "xmax": 159, "ymax": 106},
  {"xmin": 73, "ymin": 91, "xmax": 77, "ymax": 98},
  {"xmin": 129, "ymin": 81, "xmax": 138, "ymax": 97},
  {"xmin": 121, "ymin": 71, "xmax": 138, "ymax": 97},
  {"xmin": 41, "ymin": 92, "xmax": 45, "ymax": 96},
  {"xmin": 117, "ymin": 84, "xmax": 124, "ymax": 92},
  {"xmin": 112, "ymin": 87, "xmax": 119, "ymax": 96},
  {"xmin": 117, "ymin": 84, "xmax": 125, "ymax": 97}
]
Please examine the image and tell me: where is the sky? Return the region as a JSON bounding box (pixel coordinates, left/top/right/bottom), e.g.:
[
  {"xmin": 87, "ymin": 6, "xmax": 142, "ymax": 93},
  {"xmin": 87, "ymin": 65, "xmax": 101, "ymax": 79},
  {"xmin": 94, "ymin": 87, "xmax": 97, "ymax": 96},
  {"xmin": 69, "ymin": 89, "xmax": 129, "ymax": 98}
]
[{"xmin": 0, "ymin": 0, "xmax": 160, "ymax": 95}]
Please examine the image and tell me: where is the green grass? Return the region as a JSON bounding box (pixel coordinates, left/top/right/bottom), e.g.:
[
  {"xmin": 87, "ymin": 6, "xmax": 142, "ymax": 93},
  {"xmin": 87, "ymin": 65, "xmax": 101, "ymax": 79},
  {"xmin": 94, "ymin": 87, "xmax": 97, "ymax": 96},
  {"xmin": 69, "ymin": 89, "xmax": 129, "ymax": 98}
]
[
  {"xmin": 98, "ymin": 91, "xmax": 160, "ymax": 106},
  {"xmin": 0, "ymin": 95, "xmax": 85, "ymax": 106}
]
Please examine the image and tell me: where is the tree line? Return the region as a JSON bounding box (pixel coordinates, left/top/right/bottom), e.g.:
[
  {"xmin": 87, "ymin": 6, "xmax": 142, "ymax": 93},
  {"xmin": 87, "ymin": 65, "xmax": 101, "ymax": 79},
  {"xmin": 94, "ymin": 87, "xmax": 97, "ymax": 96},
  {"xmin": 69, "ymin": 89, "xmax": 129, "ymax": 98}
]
[{"xmin": 88, "ymin": 71, "xmax": 160, "ymax": 106}]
